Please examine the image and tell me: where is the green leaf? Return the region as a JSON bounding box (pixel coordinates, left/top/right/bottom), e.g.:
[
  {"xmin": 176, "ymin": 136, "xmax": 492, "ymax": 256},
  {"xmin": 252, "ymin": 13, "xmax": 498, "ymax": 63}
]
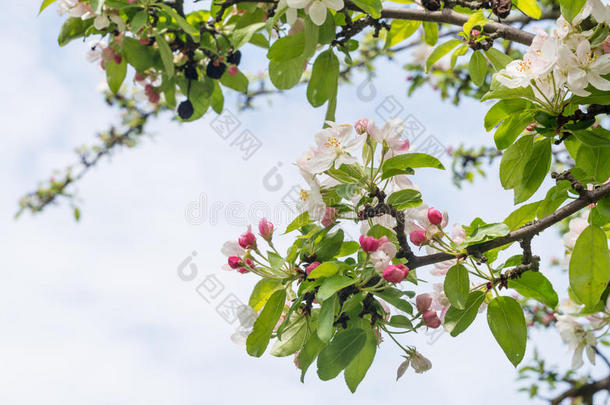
[
  {"xmin": 285, "ymin": 211, "xmax": 310, "ymax": 233},
  {"xmin": 157, "ymin": 3, "xmax": 199, "ymax": 39},
  {"xmin": 468, "ymin": 51, "xmax": 487, "ymax": 87},
  {"xmin": 271, "ymin": 315, "xmax": 309, "ymax": 357},
  {"xmin": 317, "ymin": 328, "xmax": 367, "ymax": 381},
  {"xmin": 249, "ymin": 278, "xmax": 282, "ymax": 311},
  {"xmin": 337, "ymin": 241, "xmax": 360, "ymax": 257},
  {"xmin": 122, "ymin": 37, "xmax": 155, "ymax": 72},
  {"xmin": 105, "ymin": 55, "xmax": 127, "ymax": 94},
  {"xmin": 382, "ymin": 152, "xmax": 445, "ymax": 172},
  {"xmin": 318, "ymin": 275, "xmax": 357, "ymax": 301},
  {"xmin": 463, "ymin": 10, "xmax": 489, "ymax": 34},
  {"xmin": 308, "ymin": 262, "xmax": 339, "ymax": 279},
  {"xmin": 559, "ymin": 0, "xmax": 587, "ymax": 22},
  {"xmin": 315, "ymin": 229, "xmax": 344, "ymax": 261},
  {"xmin": 444, "ymin": 290, "xmax": 486, "ymax": 337},
  {"xmin": 426, "ymin": 39, "xmax": 461, "ymax": 72},
  {"xmin": 572, "ymin": 128, "xmax": 610, "ymax": 148},
  {"xmin": 246, "ymin": 289, "xmax": 286, "ymax": 357},
  {"xmin": 386, "ymin": 189, "xmax": 423, "ymax": 210},
  {"xmin": 444, "ymin": 264, "xmax": 470, "ymax": 310},
  {"xmin": 514, "ymin": 139, "xmax": 552, "ymax": 204},
  {"xmin": 155, "ymin": 35, "xmax": 175, "ymax": 78},
  {"xmin": 512, "ymin": 0, "xmax": 542, "ymax": 19},
  {"xmin": 131, "ymin": 10, "xmax": 149, "ymax": 33},
  {"xmin": 344, "ymin": 328, "xmax": 377, "ymax": 393},
  {"xmin": 318, "ymin": 294, "xmax": 337, "ymax": 342},
  {"xmin": 423, "ymin": 21, "xmax": 439, "ymax": 46},
  {"xmin": 484, "ymin": 99, "xmax": 531, "ymax": 132},
  {"xmin": 569, "ymin": 225, "xmax": 610, "ymax": 308},
  {"xmin": 220, "ymin": 69, "xmax": 249, "ymax": 93},
  {"xmin": 385, "ymin": 20, "xmax": 421, "ymax": 49},
  {"xmin": 58, "ymin": 17, "xmax": 91, "ymax": 46},
  {"xmin": 267, "ymin": 33, "xmax": 305, "ymax": 61},
  {"xmin": 298, "ymin": 333, "xmax": 326, "ymax": 382},
  {"xmin": 487, "ymin": 296, "xmax": 527, "ymax": 367},
  {"xmin": 39, "ymin": 0, "xmax": 57, "ymax": 14},
  {"xmin": 269, "ymin": 56, "xmax": 304, "ymax": 90},
  {"xmin": 503, "ymin": 201, "xmax": 540, "ymax": 230},
  {"xmin": 464, "ymin": 223, "xmax": 510, "ymax": 245},
  {"xmin": 500, "ymin": 135, "xmax": 534, "ymax": 189},
  {"xmin": 494, "ymin": 112, "xmax": 534, "ymax": 150},
  {"xmin": 575, "ymin": 145, "xmax": 610, "ymax": 183},
  {"xmin": 351, "ymin": 0, "xmax": 382, "ymax": 18},
  {"xmin": 388, "ymin": 315, "xmax": 413, "ymax": 329},
  {"xmin": 307, "ymin": 49, "xmax": 339, "ymax": 107},
  {"xmin": 485, "ymin": 48, "xmax": 513, "ymax": 71},
  {"xmin": 482, "ymin": 79, "xmax": 535, "ymax": 102},
  {"xmin": 374, "ymin": 288, "xmax": 413, "ymax": 315},
  {"xmin": 536, "ymin": 182, "xmax": 569, "ymax": 218},
  {"xmin": 508, "ymin": 271, "xmax": 558, "ymax": 308},
  {"xmin": 232, "ymin": 22, "xmax": 266, "ymax": 49}
]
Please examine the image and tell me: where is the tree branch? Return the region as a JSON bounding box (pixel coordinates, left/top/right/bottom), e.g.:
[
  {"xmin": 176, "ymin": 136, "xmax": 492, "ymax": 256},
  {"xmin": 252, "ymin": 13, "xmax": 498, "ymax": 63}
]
[
  {"xmin": 350, "ymin": 6, "xmax": 536, "ymax": 45},
  {"xmin": 405, "ymin": 181, "xmax": 610, "ymax": 269},
  {"xmin": 550, "ymin": 375, "xmax": 610, "ymax": 405}
]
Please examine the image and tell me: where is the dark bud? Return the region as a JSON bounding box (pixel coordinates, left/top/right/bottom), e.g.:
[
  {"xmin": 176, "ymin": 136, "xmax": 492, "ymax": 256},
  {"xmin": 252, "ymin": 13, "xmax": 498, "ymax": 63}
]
[
  {"xmin": 491, "ymin": 0, "xmax": 511, "ymax": 19},
  {"xmin": 227, "ymin": 50, "xmax": 242, "ymax": 66},
  {"xmin": 421, "ymin": 0, "xmax": 441, "ymax": 11},
  {"xmin": 177, "ymin": 99, "xmax": 194, "ymax": 120},
  {"xmin": 184, "ymin": 64, "xmax": 198, "ymax": 81},
  {"xmin": 206, "ymin": 60, "xmax": 227, "ymax": 79}
]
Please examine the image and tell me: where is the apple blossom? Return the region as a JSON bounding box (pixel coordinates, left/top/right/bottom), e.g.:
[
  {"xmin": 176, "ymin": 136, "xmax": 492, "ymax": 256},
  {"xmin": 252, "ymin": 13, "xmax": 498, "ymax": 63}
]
[
  {"xmin": 354, "ymin": 118, "xmax": 370, "ymax": 135},
  {"xmin": 321, "ymin": 207, "xmax": 337, "ymax": 227},
  {"xmin": 416, "ymin": 293, "xmax": 433, "ymax": 313},
  {"xmin": 301, "ymin": 121, "xmax": 364, "ymax": 174},
  {"xmin": 427, "ymin": 207, "xmax": 443, "ymax": 225},
  {"xmin": 305, "ymin": 261, "xmax": 321, "ymax": 275},
  {"xmin": 359, "ymin": 235, "xmax": 382, "ymax": 253},
  {"xmin": 258, "ymin": 218, "xmax": 274, "ymax": 241},
  {"xmin": 238, "ymin": 225, "xmax": 257, "ymax": 249},
  {"xmin": 287, "ymin": 0, "xmax": 344, "ymax": 26},
  {"xmin": 558, "ymin": 39, "xmax": 610, "ymax": 96},
  {"xmin": 556, "ymin": 315, "xmax": 598, "ymax": 369},
  {"xmin": 409, "ymin": 230, "xmax": 427, "ymax": 246},
  {"xmin": 382, "ymin": 264, "xmax": 409, "ymax": 283},
  {"xmin": 423, "ymin": 310, "xmax": 441, "ymax": 328}
]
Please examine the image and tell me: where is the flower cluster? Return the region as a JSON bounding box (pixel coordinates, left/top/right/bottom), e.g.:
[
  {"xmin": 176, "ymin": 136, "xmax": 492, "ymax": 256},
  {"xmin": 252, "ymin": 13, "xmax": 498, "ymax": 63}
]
[
  {"xmin": 495, "ymin": 0, "xmax": 610, "ymax": 108},
  {"xmin": 281, "ymin": 0, "xmax": 344, "ymax": 26}
]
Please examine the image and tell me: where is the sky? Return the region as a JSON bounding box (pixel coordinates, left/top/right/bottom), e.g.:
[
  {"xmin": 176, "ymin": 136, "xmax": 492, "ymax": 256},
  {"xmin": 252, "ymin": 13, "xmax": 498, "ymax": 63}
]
[{"xmin": 0, "ymin": 1, "xmax": 603, "ymax": 404}]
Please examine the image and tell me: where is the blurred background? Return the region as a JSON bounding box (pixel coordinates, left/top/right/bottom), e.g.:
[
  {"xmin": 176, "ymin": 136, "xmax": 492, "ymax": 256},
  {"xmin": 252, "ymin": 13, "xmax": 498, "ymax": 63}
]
[{"xmin": 0, "ymin": 1, "xmax": 599, "ymax": 403}]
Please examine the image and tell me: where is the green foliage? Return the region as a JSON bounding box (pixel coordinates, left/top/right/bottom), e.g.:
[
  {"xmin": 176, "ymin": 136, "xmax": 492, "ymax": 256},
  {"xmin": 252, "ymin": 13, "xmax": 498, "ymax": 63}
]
[{"xmin": 487, "ymin": 296, "xmax": 527, "ymax": 366}]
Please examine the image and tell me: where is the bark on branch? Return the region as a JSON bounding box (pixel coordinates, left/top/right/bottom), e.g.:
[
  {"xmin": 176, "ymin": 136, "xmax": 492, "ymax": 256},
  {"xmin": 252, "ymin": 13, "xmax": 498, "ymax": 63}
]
[{"xmin": 405, "ymin": 181, "xmax": 610, "ymax": 269}]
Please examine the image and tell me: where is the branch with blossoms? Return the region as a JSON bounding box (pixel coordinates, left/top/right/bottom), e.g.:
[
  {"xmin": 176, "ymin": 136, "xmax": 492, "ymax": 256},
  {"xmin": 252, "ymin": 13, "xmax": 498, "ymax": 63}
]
[{"xmin": 220, "ymin": 103, "xmax": 610, "ymax": 390}]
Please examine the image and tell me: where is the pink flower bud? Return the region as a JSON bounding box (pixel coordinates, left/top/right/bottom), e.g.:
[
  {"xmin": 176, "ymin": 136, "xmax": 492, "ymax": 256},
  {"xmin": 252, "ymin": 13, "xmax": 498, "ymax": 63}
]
[
  {"xmin": 258, "ymin": 218, "xmax": 274, "ymax": 241},
  {"xmin": 237, "ymin": 267, "xmax": 249, "ymax": 274},
  {"xmin": 228, "ymin": 256, "xmax": 242, "ymax": 269},
  {"xmin": 228, "ymin": 65, "xmax": 238, "ymax": 76},
  {"xmin": 526, "ymin": 123, "xmax": 537, "ymax": 132},
  {"xmin": 382, "ymin": 264, "xmax": 409, "ymax": 283},
  {"xmin": 416, "ymin": 293, "xmax": 432, "ymax": 313},
  {"xmin": 134, "ymin": 72, "xmax": 146, "ymax": 82},
  {"xmin": 321, "ymin": 207, "xmax": 337, "ymax": 228},
  {"xmin": 238, "ymin": 226, "xmax": 257, "ymax": 249},
  {"xmin": 354, "ymin": 118, "xmax": 369, "ymax": 135},
  {"xmin": 305, "ymin": 261, "xmax": 321, "ymax": 275},
  {"xmin": 359, "ymin": 235, "xmax": 381, "ymax": 253},
  {"xmin": 423, "ymin": 310, "xmax": 441, "ymax": 328},
  {"xmin": 409, "ymin": 230, "xmax": 427, "ymax": 246},
  {"xmin": 427, "ymin": 207, "xmax": 443, "ymax": 225},
  {"xmin": 471, "ymin": 29, "xmax": 480, "ymax": 37},
  {"xmin": 603, "ymin": 35, "xmax": 610, "ymax": 53}
]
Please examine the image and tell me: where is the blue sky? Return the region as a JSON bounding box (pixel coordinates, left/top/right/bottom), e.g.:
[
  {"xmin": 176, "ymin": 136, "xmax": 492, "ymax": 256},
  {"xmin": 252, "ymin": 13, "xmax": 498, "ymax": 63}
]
[{"xmin": 0, "ymin": 1, "xmax": 599, "ymax": 404}]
